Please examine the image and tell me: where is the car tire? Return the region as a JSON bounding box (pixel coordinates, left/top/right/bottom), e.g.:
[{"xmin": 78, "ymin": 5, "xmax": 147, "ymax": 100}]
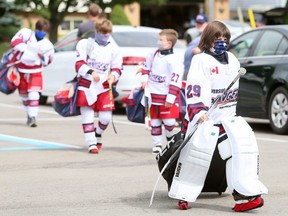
[
  {"xmin": 39, "ymin": 94, "xmax": 48, "ymax": 105},
  {"xmin": 268, "ymin": 86, "xmax": 288, "ymax": 134}
]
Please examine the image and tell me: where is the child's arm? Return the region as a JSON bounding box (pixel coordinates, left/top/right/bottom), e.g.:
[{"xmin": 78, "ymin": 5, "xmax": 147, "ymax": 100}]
[
  {"xmin": 39, "ymin": 40, "xmax": 55, "ymax": 67},
  {"xmin": 75, "ymin": 39, "xmax": 93, "ymax": 77},
  {"xmin": 166, "ymin": 56, "xmax": 184, "ymax": 105},
  {"xmin": 10, "ymin": 28, "xmax": 33, "ymax": 52},
  {"xmin": 109, "ymin": 45, "xmax": 122, "ymax": 83}
]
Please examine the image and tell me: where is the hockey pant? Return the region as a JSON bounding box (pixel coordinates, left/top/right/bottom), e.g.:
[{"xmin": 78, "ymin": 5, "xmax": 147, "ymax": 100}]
[
  {"xmin": 219, "ymin": 116, "xmax": 268, "ymax": 196},
  {"xmin": 80, "ymin": 106, "xmax": 111, "ymax": 147}
]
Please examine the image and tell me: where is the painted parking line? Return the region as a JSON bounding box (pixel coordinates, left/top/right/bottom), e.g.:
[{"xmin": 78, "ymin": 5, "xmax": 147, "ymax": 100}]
[{"xmin": 0, "ymin": 134, "xmax": 82, "ymax": 151}]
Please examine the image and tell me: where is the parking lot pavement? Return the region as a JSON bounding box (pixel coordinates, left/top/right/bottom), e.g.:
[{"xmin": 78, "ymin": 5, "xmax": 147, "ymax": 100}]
[{"xmin": 0, "ymin": 93, "xmax": 288, "ymax": 216}]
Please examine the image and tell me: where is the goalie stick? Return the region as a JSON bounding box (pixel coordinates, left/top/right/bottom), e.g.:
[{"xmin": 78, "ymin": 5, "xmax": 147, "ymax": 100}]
[{"xmin": 149, "ymin": 67, "xmax": 247, "ymax": 207}]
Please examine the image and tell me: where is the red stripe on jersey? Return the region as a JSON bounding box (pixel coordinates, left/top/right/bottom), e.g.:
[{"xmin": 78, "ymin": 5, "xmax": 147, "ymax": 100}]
[
  {"xmin": 168, "ymin": 84, "xmax": 180, "ymax": 96},
  {"xmin": 11, "ymin": 38, "xmax": 24, "ymax": 48},
  {"xmin": 75, "ymin": 60, "xmax": 86, "ymax": 73},
  {"xmin": 187, "ymin": 102, "xmax": 208, "ymax": 122},
  {"xmin": 78, "ymin": 77, "xmax": 91, "ymax": 88},
  {"xmin": 102, "ymin": 81, "xmax": 109, "ymax": 89},
  {"xmin": 111, "ymin": 68, "xmax": 122, "ymax": 76},
  {"xmin": 181, "ymin": 118, "xmax": 189, "ymax": 134},
  {"xmin": 141, "ymin": 69, "xmax": 150, "ymax": 75},
  {"xmin": 151, "ymin": 93, "xmax": 166, "ymax": 104},
  {"xmin": 17, "ymin": 62, "xmax": 41, "ymax": 70}
]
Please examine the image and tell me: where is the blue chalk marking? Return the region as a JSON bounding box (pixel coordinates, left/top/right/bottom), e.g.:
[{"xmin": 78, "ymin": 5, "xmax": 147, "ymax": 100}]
[{"xmin": 0, "ymin": 134, "xmax": 81, "ymax": 151}]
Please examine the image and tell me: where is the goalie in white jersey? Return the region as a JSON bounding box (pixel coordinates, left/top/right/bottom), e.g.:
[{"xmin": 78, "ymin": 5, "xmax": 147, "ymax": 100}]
[
  {"xmin": 10, "ymin": 18, "xmax": 54, "ymax": 127},
  {"xmin": 173, "ymin": 21, "xmax": 267, "ymax": 211},
  {"xmin": 75, "ymin": 18, "xmax": 122, "ymax": 154},
  {"xmin": 141, "ymin": 29, "xmax": 183, "ymax": 154}
]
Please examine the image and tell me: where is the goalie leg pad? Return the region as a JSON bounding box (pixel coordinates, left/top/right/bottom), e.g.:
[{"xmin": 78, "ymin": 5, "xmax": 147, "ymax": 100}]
[
  {"xmin": 221, "ymin": 116, "xmax": 268, "ymax": 196},
  {"xmin": 168, "ymin": 119, "xmax": 219, "ymax": 202},
  {"xmin": 218, "ymin": 139, "xmax": 232, "ymax": 160}
]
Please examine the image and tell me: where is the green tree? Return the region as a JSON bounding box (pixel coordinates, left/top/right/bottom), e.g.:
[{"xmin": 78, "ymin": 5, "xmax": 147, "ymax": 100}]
[
  {"xmin": 0, "ymin": 0, "xmax": 22, "ymax": 42},
  {"xmin": 110, "ymin": 4, "xmax": 131, "ymax": 25},
  {"xmin": 14, "ymin": 0, "xmax": 167, "ymax": 43},
  {"xmin": 284, "ymin": 2, "xmax": 288, "ymax": 24}
]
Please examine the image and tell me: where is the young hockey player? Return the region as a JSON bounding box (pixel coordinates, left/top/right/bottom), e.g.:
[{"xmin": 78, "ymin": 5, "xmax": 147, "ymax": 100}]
[
  {"xmin": 10, "ymin": 18, "xmax": 54, "ymax": 127},
  {"xmin": 75, "ymin": 18, "xmax": 122, "ymax": 154},
  {"xmin": 168, "ymin": 20, "xmax": 268, "ymax": 211},
  {"xmin": 141, "ymin": 29, "xmax": 183, "ymax": 154}
]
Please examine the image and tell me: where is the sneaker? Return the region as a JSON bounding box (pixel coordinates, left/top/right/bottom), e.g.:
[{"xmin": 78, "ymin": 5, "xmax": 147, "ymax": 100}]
[
  {"xmin": 233, "ymin": 196, "xmax": 264, "ymax": 212},
  {"xmin": 178, "ymin": 200, "xmax": 188, "ymax": 210},
  {"xmin": 27, "ymin": 116, "xmax": 37, "ymax": 127},
  {"xmin": 88, "ymin": 144, "xmax": 99, "ymax": 154},
  {"xmin": 96, "ymin": 143, "xmax": 102, "ymax": 150},
  {"xmin": 95, "ymin": 132, "xmax": 102, "ymax": 149},
  {"xmin": 152, "ymin": 145, "xmax": 162, "ymax": 155}
]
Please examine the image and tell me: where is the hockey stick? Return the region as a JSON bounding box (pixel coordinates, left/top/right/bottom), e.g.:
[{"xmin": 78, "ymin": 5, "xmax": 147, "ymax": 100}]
[
  {"xmin": 109, "ymin": 81, "xmax": 117, "ymax": 134},
  {"xmin": 52, "ymin": 29, "xmax": 95, "ymax": 50},
  {"xmin": 144, "ymin": 86, "xmax": 151, "ymax": 130},
  {"xmin": 149, "ymin": 67, "xmax": 247, "ymax": 207},
  {"xmin": 5, "ymin": 60, "xmax": 21, "ymax": 68}
]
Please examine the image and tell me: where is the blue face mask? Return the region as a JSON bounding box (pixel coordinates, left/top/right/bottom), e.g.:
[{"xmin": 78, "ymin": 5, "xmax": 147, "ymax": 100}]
[
  {"xmin": 35, "ymin": 30, "xmax": 47, "ymax": 40},
  {"xmin": 95, "ymin": 32, "xmax": 110, "ymax": 45},
  {"xmin": 213, "ymin": 40, "xmax": 228, "ymax": 55}
]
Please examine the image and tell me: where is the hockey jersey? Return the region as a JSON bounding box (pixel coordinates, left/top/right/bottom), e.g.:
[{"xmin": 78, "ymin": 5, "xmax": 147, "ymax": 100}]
[
  {"xmin": 75, "ymin": 38, "xmax": 122, "ymax": 105},
  {"xmin": 141, "ymin": 49, "xmax": 183, "ymax": 105},
  {"xmin": 185, "ymin": 51, "xmax": 240, "ymax": 126},
  {"xmin": 10, "ymin": 28, "xmax": 54, "ymax": 73}
]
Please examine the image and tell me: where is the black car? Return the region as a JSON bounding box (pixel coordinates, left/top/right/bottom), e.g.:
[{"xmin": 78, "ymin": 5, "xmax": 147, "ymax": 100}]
[{"xmin": 229, "ymin": 25, "xmax": 288, "ymax": 134}]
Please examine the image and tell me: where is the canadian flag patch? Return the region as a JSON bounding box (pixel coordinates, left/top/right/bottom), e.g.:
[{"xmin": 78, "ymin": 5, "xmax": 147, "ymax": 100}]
[{"xmin": 210, "ymin": 66, "xmax": 219, "ymax": 74}]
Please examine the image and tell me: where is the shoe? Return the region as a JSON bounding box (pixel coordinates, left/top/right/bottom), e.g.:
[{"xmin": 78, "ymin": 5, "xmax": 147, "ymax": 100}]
[
  {"xmin": 27, "ymin": 116, "xmax": 37, "ymax": 127},
  {"xmin": 88, "ymin": 144, "xmax": 99, "ymax": 154},
  {"xmin": 152, "ymin": 145, "xmax": 162, "ymax": 155},
  {"xmin": 95, "ymin": 132, "xmax": 102, "ymax": 149},
  {"xmin": 233, "ymin": 196, "xmax": 264, "ymax": 212},
  {"xmin": 96, "ymin": 143, "xmax": 102, "ymax": 150},
  {"xmin": 178, "ymin": 200, "xmax": 188, "ymax": 210}
]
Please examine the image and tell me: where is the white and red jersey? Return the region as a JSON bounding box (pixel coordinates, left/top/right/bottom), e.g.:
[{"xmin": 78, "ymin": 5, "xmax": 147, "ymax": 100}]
[
  {"xmin": 141, "ymin": 49, "xmax": 183, "ymax": 105},
  {"xmin": 10, "ymin": 28, "xmax": 54, "ymax": 73},
  {"xmin": 75, "ymin": 38, "xmax": 122, "ymax": 105},
  {"xmin": 185, "ymin": 51, "xmax": 240, "ymax": 126}
]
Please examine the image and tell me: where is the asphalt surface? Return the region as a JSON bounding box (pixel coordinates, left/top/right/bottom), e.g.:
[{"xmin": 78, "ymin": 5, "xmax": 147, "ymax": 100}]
[{"xmin": 0, "ymin": 93, "xmax": 288, "ymax": 216}]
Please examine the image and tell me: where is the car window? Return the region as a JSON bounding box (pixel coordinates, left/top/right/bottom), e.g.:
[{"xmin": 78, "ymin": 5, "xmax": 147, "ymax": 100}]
[
  {"xmin": 276, "ymin": 37, "xmax": 288, "ymax": 55},
  {"xmin": 111, "ymin": 31, "xmax": 185, "ymax": 48},
  {"xmin": 229, "ymin": 31, "xmax": 259, "ymax": 58},
  {"xmin": 253, "ymin": 30, "xmax": 286, "ymax": 56},
  {"xmin": 54, "ymin": 32, "xmax": 77, "ymax": 52},
  {"xmin": 112, "ymin": 32, "xmax": 159, "ymax": 47}
]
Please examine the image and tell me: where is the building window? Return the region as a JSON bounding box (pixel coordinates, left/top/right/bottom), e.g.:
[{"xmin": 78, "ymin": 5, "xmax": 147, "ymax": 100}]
[
  {"xmin": 61, "ymin": 21, "xmax": 70, "ymax": 31},
  {"xmin": 74, "ymin": 20, "xmax": 82, "ymax": 29}
]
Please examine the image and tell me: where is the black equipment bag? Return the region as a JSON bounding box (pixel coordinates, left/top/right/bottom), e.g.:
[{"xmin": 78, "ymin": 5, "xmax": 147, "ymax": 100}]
[{"xmin": 156, "ymin": 130, "xmax": 227, "ymax": 194}]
